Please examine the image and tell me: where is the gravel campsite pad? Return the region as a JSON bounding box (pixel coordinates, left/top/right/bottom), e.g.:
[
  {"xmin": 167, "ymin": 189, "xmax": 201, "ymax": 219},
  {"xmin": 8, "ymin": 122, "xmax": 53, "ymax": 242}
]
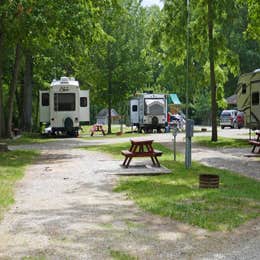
[{"xmin": 0, "ymin": 134, "xmax": 259, "ymax": 259}]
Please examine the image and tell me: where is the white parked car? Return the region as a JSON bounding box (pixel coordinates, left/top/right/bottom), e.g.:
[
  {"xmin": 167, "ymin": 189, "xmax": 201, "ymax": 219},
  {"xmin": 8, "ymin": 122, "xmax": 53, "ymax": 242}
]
[{"xmin": 220, "ymin": 110, "xmax": 238, "ymax": 129}]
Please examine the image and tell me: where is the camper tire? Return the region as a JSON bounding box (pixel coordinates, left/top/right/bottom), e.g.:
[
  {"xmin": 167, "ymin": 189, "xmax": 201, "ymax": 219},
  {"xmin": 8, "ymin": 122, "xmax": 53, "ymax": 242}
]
[
  {"xmin": 67, "ymin": 130, "xmax": 78, "ymax": 137},
  {"xmin": 64, "ymin": 117, "xmax": 74, "ymax": 132}
]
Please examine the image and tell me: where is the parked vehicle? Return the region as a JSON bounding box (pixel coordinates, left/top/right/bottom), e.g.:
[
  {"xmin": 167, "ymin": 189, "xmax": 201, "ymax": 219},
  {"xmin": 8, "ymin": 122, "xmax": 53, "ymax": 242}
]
[
  {"xmin": 167, "ymin": 112, "xmax": 186, "ymax": 132},
  {"xmin": 234, "ymin": 111, "xmax": 245, "ymax": 129},
  {"xmin": 130, "ymin": 93, "xmax": 167, "ymax": 132},
  {"xmin": 236, "ymin": 68, "xmax": 260, "ymax": 130},
  {"xmin": 220, "ymin": 110, "xmax": 238, "ymax": 129},
  {"xmin": 39, "ymin": 76, "xmax": 90, "ymax": 137}
]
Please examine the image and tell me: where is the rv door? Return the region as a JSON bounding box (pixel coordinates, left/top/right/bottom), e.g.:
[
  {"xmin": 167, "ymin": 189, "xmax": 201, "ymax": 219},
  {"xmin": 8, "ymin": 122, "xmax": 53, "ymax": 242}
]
[
  {"xmin": 39, "ymin": 91, "xmax": 50, "ymax": 123},
  {"xmin": 79, "ymin": 90, "xmax": 90, "ymax": 124},
  {"xmin": 130, "ymin": 99, "xmax": 139, "ymax": 124}
]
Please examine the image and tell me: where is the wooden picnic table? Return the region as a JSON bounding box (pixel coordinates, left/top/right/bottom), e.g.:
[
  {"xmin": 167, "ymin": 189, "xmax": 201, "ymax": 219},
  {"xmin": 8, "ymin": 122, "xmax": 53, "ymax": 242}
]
[
  {"xmin": 249, "ymin": 131, "xmax": 260, "ymax": 153},
  {"xmin": 90, "ymin": 124, "xmax": 105, "ymax": 136},
  {"xmin": 121, "ymin": 138, "xmax": 163, "ymax": 168}
]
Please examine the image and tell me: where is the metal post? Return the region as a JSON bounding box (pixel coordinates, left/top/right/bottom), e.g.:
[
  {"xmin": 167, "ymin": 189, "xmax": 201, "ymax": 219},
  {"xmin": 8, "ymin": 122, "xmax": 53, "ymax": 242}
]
[
  {"xmin": 186, "ymin": 0, "xmax": 190, "ymax": 119},
  {"xmin": 185, "ymin": 119, "xmax": 194, "ymax": 168},
  {"xmin": 172, "ymin": 122, "xmax": 178, "ymax": 161},
  {"xmin": 173, "ymin": 135, "xmax": 177, "ymax": 161}
]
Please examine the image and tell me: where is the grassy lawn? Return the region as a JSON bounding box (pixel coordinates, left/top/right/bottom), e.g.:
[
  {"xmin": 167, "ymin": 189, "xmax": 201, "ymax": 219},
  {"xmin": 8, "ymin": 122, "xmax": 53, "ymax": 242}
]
[
  {"xmin": 80, "ymin": 132, "xmax": 145, "ymax": 140},
  {"xmin": 110, "ymin": 250, "xmax": 138, "ymax": 260},
  {"xmin": 193, "ymin": 136, "xmax": 250, "ymax": 148},
  {"xmin": 0, "ymin": 132, "xmax": 55, "ymax": 145},
  {"xmin": 81, "ymin": 124, "xmax": 134, "ymax": 134},
  {"xmin": 80, "ymin": 124, "xmax": 144, "ymax": 139},
  {"xmin": 0, "ymin": 125, "xmax": 143, "ymax": 144},
  {"xmin": 84, "ymin": 143, "xmax": 260, "ymax": 231},
  {"xmin": 0, "ymin": 150, "xmax": 38, "ymax": 219}
]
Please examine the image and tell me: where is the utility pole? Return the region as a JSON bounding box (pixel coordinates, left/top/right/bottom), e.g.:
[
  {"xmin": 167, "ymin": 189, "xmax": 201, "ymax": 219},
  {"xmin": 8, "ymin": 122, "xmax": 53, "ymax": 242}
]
[
  {"xmin": 185, "ymin": 0, "xmax": 190, "ymax": 119},
  {"xmin": 185, "ymin": 0, "xmax": 192, "ymax": 169}
]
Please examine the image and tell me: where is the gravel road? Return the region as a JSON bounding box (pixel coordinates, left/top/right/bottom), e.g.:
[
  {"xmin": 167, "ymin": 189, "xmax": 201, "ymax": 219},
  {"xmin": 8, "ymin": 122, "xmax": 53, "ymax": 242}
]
[{"xmin": 0, "ymin": 129, "xmax": 259, "ymax": 259}]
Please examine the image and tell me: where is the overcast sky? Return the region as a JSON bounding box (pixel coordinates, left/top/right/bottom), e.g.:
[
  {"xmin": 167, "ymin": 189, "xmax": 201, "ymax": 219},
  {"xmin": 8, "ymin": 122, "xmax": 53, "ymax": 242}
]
[{"xmin": 141, "ymin": 0, "xmax": 163, "ymax": 9}]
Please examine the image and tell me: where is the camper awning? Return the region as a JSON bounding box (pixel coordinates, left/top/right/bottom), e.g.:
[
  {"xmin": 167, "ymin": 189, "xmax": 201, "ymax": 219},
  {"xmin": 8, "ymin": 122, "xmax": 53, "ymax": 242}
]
[
  {"xmin": 168, "ymin": 94, "xmax": 181, "ymax": 104},
  {"xmin": 226, "ymin": 94, "xmax": 237, "ymax": 105}
]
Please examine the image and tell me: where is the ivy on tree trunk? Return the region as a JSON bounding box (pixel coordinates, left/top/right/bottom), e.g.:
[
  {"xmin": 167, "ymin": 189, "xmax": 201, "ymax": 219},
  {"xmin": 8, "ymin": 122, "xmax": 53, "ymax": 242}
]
[
  {"xmin": 7, "ymin": 43, "xmax": 22, "ymax": 137},
  {"xmin": 0, "ymin": 17, "xmax": 5, "ymax": 137},
  {"xmin": 207, "ymin": 0, "xmax": 218, "ymax": 142},
  {"xmin": 22, "ymin": 52, "xmax": 33, "ymax": 132}
]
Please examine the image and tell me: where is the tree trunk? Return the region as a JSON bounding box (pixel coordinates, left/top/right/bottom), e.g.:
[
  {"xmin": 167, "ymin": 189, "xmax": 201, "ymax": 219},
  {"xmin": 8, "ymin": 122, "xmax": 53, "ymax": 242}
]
[
  {"xmin": 0, "ymin": 17, "xmax": 5, "ymax": 137},
  {"xmin": 35, "ymin": 87, "xmax": 39, "ymax": 129},
  {"xmin": 22, "ymin": 52, "xmax": 33, "ymax": 132},
  {"xmin": 107, "ymin": 75, "xmax": 112, "ymax": 134},
  {"xmin": 207, "ymin": 0, "xmax": 218, "ymax": 142},
  {"xmin": 7, "ymin": 43, "xmax": 22, "ymax": 137},
  {"xmin": 107, "ymin": 42, "xmax": 112, "ymax": 135},
  {"xmin": 15, "ymin": 82, "xmax": 22, "ymax": 127}
]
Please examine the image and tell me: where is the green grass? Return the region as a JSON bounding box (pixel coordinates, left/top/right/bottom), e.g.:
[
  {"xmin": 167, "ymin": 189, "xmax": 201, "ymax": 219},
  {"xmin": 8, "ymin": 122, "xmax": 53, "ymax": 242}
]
[
  {"xmin": 0, "ymin": 150, "xmax": 38, "ymax": 218},
  {"xmin": 22, "ymin": 256, "xmax": 46, "ymax": 260},
  {"xmin": 81, "ymin": 132, "xmax": 145, "ymax": 140},
  {"xmin": 84, "ymin": 143, "xmax": 260, "ymax": 231},
  {"xmin": 0, "ymin": 125, "xmax": 142, "ymax": 144},
  {"xmin": 80, "ymin": 124, "xmax": 144, "ymax": 139},
  {"xmin": 110, "ymin": 249, "xmax": 138, "ymax": 260},
  {"xmin": 193, "ymin": 136, "xmax": 250, "ymax": 148},
  {"xmin": 0, "ymin": 132, "xmax": 55, "ymax": 145}
]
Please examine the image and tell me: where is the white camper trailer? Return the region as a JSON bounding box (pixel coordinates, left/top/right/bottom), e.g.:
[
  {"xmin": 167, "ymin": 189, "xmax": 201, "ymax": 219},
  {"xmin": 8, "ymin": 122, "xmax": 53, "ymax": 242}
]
[
  {"xmin": 39, "ymin": 77, "xmax": 90, "ymax": 136},
  {"xmin": 236, "ymin": 69, "xmax": 260, "ymax": 130},
  {"xmin": 130, "ymin": 93, "xmax": 167, "ymax": 132}
]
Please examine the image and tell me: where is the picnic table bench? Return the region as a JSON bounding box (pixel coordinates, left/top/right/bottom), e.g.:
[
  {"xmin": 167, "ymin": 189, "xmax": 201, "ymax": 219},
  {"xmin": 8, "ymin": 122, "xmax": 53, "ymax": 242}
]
[
  {"xmin": 90, "ymin": 124, "xmax": 105, "ymax": 136},
  {"xmin": 12, "ymin": 127, "xmax": 21, "ymax": 136},
  {"xmin": 249, "ymin": 131, "xmax": 260, "ymax": 153},
  {"xmin": 121, "ymin": 139, "xmax": 163, "ymax": 168}
]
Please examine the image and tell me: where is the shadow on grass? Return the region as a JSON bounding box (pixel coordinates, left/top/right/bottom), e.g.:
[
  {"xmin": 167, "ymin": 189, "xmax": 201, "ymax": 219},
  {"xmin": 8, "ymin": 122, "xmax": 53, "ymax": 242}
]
[
  {"xmin": 193, "ymin": 136, "xmax": 250, "ymax": 148},
  {"xmin": 0, "ymin": 150, "xmax": 38, "ymax": 169},
  {"xmin": 0, "ymin": 150, "xmax": 38, "ymax": 216}
]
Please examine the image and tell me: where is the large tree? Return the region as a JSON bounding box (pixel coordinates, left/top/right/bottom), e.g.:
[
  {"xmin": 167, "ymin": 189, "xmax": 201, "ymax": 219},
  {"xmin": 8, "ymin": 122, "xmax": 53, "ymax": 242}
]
[
  {"xmin": 160, "ymin": 0, "xmax": 241, "ymax": 141},
  {"xmin": 0, "ymin": 0, "xmax": 115, "ymax": 137},
  {"xmin": 82, "ymin": 0, "xmax": 151, "ymax": 133}
]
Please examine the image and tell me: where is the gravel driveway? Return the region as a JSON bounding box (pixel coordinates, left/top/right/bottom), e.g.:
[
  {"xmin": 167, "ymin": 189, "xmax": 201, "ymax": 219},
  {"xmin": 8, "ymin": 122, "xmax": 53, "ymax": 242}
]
[{"xmin": 0, "ymin": 130, "xmax": 259, "ymax": 259}]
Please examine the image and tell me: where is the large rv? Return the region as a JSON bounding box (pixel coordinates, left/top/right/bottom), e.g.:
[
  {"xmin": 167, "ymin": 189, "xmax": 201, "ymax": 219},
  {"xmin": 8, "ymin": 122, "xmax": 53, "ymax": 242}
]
[
  {"xmin": 39, "ymin": 77, "xmax": 90, "ymax": 136},
  {"xmin": 130, "ymin": 93, "xmax": 167, "ymax": 132},
  {"xmin": 236, "ymin": 69, "xmax": 260, "ymax": 130}
]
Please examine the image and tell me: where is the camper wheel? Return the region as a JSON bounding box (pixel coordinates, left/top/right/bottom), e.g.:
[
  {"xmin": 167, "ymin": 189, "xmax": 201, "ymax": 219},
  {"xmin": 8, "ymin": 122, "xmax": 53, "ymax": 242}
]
[
  {"xmin": 64, "ymin": 117, "xmax": 74, "ymax": 132},
  {"xmin": 67, "ymin": 130, "xmax": 78, "ymax": 137},
  {"xmin": 51, "ymin": 129, "xmax": 56, "ymax": 136}
]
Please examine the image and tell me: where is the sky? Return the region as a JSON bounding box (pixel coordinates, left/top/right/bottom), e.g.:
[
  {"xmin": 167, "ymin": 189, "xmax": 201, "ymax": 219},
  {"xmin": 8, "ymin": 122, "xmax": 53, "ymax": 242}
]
[{"xmin": 141, "ymin": 0, "xmax": 164, "ymax": 9}]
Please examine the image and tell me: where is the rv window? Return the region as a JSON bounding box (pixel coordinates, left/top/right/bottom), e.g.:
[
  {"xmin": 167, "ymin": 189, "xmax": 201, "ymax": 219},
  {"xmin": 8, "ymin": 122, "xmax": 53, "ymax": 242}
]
[
  {"xmin": 132, "ymin": 105, "xmax": 138, "ymax": 112},
  {"xmin": 42, "ymin": 93, "xmax": 49, "ymax": 106},
  {"xmin": 252, "ymin": 92, "xmax": 259, "ymax": 106},
  {"xmin": 242, "ymin": 84, "xmax": 247, "ymax": 94},
  {"xmin": 80, "ymin": 97, "xmax": 88, "ymax": 107},
  {"xmin": 144, "ymin": 98, "xmax": 165, "ymax": 115},
  {"xmin": 54, "ymin": 93, "xmax": 75, "ymax": 111}
]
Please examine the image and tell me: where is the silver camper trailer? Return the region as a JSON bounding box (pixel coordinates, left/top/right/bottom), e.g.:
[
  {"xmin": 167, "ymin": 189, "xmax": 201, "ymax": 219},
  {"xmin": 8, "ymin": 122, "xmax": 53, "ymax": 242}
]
[
  {"xmin": 130, "ymin": 93, "xmax": 167, "ymax": 132},
  {"xmin": 237, "ymin": 69, "xmax": 260, "ymax": 130},
  {"xmin": 39, "ymin": 76, "xmax": 90, "ymax": 136}
]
